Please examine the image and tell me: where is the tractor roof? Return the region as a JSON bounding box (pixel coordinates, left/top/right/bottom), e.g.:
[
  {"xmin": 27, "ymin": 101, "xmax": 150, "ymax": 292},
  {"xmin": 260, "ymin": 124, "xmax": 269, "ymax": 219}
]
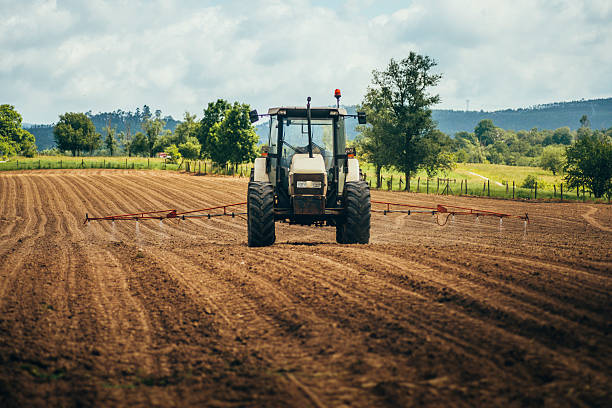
[{"xmin": 268, "ymin": 107, "xmax": 348, "ymax": 117}]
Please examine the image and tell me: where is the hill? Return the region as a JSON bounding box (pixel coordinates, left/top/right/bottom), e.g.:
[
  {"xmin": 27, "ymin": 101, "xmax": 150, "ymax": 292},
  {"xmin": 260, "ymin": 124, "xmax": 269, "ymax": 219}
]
[
  {"xmin": 25, "ymin": 108, "xmax": 180, "ymax": 150},
  {"xmin": 432, "ymin": 97, "xmax": 612, "ymax": 135}
]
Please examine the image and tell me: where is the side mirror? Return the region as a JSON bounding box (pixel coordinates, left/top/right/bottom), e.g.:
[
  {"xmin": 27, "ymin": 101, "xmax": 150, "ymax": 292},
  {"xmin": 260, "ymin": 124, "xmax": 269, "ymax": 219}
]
[
  {"xmin": 249, "ymin": 110, "xmax": 259, "ymax": 123},
  {"xmin": 357, "ymin": 111, "xmax": 367, "ymax": 124}
]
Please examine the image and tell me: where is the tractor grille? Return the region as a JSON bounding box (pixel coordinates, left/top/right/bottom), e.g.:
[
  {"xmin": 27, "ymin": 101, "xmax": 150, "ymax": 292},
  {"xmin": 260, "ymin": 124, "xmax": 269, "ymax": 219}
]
[{"xmin": 292, "ymin": 173, "xmax": 325, "ymax": 195}]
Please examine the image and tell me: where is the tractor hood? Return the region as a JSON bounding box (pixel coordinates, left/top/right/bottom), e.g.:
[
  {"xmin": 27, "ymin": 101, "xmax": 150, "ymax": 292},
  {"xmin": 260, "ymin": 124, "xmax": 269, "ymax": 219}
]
[{"xmin": 288, "ymin": 153, "xmax": 327, "ymax": 196}]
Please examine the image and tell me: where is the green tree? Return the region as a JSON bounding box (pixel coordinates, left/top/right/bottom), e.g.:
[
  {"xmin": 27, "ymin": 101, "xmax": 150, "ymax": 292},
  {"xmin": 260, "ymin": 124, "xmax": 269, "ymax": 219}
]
[
  {"xmin": 174, "ymin": 112, "xmax": 200, "ymax": 145},
  {"xmin": 104, "ymin": 122, "xmax": 117, "ymax": 156},
  {"xmin": 118, "ymin": 122, "xmax": 133, "ymax": 157},
  {"xmin": 83, "ymin": 129, "xmax": 102, "ymax": 155},
  {"xmin": 564, "ymin": 130, "xmax": 612, "ymax": 198},
  {"xmin": 209, "ymin": 102, "xmax": 258, "ymax": 170},
  {"xmin": 0, "ymin": 104, "xmax": 37, "ymax": 158},
  {"xmin": 366, "ymin": 53, "xmax": 445, "ymax": 190},
  {"xmin": 197, "ymin": 99, "xmax": 231, "ymax": 159},
  {"xmin": 178, "ymin": 136, "xmax": 201, "ymax": 161},
  {"xmin": 552, "ymin": 126, "xmax": 573, "ymax": 145},
  {"xmin": 164, "ymin": 144, "xmax": 181, "ymax": 164},
  {"xmin": 540, "ymin": 145, "xmax": 565, "ymax": 175},
  {"xmin": 474, "ymin": 119, "xmax": 498, "ymax": 146},
  {"xmin": 152, "ymin": 129, "xmax": 175, "ymax": 156},
  {"xmin": 130, "ymin": 132, "xmax": 149, "ymax": 157},
  {"xmin": 141, "ymin": 116, "xmax": 166, "ymax": 157},
  {"xmin": 54, "ymin": 112, "xmax": 97, "ymax": 156}
]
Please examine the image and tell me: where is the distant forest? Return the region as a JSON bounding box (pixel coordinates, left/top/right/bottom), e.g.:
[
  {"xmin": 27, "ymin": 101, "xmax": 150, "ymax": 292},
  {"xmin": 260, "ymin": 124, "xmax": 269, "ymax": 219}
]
[
  {"xmin": 431, "ymin": 97, "xmax": 612, "ymax": 135},
  {"xmin": 25, "ymin": 105, "xmax": 180, "ymax": 150},
  {"xmin": 25, "ymin": 97, "xmax": 612, "ymax": 150}
]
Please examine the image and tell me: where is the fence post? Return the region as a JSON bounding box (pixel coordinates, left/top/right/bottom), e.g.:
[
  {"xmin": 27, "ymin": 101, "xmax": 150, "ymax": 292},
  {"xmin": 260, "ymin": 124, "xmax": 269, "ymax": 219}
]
[
  {"xmin": 125, "ymin": 158, "xmax": 127, "ymax": 169},
  {"xmin": 483, "ymin": 181, "xmax": 486, "ymax": 195},
  {"xmin": 535, "ymin": 181, "xmax": 537, "ymax": 199},
  {"xmin": 553, "ymin": 184, "xmax": 556, "ymax": 197},
  {"xmin": 560, "ymin": 183, "xmax": 563, "ymax": 201},
  {"xmin": 417, "ymin": 177, "xmax": 420, "ymax": 193},
  {"xmin": 427, "ymin": 178, "xmax": 429, "ymax": 194},
  {"xmin": 506, "ymin": 182, "xmax": 509, "ymax": 194},
  {"xmin": 487, "ymin": 179, "xmax": 490, "ymax": 197},
  {"xmin": 437, "ymin": 178, "xmax": 440, "ymax": 194},
  {"xmin": 460, "ymin": 179, "xmax": 463, "ymax": 195}
]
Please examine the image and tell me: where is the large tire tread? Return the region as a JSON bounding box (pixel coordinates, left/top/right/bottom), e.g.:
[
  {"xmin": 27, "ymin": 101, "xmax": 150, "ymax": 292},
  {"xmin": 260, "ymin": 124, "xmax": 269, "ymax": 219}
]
[
  {"xmin": 248, "ymin": 181, "xmax": 275, "ymax": 247},
  {"xmin": 337, "ymin": 181, "xmax": 370, "ymax": 244}
]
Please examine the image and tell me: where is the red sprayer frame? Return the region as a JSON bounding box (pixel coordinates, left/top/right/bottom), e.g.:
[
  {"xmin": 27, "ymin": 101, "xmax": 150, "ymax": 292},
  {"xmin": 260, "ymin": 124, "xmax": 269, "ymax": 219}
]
[{"xmin": 84, "ymin": 202, "xmax": 247, "ymax": 224}]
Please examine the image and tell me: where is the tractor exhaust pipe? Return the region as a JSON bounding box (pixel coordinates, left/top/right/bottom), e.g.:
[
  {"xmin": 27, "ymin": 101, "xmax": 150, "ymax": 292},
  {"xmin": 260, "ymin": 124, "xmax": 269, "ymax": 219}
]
[{"xmin": 306, "ymin": 96, "xmax": 313, "ymax": 158}]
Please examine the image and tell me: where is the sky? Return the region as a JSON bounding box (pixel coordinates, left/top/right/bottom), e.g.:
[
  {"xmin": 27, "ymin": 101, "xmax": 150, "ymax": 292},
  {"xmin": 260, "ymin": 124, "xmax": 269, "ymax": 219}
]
[{"xmin": 1, "ymin": 0, "xmax": 611, "ymax": 124}]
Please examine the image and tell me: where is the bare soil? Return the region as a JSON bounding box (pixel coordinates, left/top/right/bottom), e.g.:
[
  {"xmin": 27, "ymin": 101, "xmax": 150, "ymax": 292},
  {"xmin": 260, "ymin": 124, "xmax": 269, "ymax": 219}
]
[{"xmin": 0, "ymin": 170, "xmax": 610, "ymax": 407}]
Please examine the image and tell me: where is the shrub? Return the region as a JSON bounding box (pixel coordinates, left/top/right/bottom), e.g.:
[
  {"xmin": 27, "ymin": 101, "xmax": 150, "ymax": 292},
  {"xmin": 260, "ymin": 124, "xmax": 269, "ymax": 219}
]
[
  {"xmin": 521, "ymin": 175, "xmax": 537, "ymax": 189},
  {"xmin": 163, "ymin": 144, "xmax": 181, "ymax": 164}
]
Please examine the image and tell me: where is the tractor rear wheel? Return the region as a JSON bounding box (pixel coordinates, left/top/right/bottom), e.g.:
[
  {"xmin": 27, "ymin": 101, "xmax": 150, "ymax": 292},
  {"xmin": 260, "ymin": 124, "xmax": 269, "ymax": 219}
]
[
  {"xmin": 336, "ymin": 181, "xmax": 370, "ymax": 244},
  {"xmin": 247, "ymin": 181, "xmax": 275, "ymax": 247}
]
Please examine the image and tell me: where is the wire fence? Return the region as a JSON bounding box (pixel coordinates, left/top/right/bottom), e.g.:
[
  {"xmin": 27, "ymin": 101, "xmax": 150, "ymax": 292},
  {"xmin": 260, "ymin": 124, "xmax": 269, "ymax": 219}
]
[
  {"xmin": 0, "ymin": 157, "xmax": 254, "ymax": 177},
  {"xmin": 362, "ymin": 174, "xmax": 607, "ymax": 202}
]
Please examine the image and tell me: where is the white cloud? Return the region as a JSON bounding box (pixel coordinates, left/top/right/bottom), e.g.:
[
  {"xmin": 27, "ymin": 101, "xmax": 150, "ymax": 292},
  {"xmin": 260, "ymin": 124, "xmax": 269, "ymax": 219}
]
[{"xmin": 0, "ymin": 0, "xmax": 610, "ymax": 123}]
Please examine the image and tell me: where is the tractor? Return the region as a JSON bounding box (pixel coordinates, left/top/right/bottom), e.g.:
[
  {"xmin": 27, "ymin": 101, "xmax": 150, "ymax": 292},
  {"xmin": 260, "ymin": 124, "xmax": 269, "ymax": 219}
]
[{"xmin": 247, "ymin": 90, "xmax": 370, "ymax": 247}]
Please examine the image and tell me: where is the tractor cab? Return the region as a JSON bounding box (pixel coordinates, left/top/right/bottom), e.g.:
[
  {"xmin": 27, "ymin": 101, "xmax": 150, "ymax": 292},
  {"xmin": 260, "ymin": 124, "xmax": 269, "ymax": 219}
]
[{"xmin": 265, "ymin": 106, "xmax": 349, "ymax": 212}]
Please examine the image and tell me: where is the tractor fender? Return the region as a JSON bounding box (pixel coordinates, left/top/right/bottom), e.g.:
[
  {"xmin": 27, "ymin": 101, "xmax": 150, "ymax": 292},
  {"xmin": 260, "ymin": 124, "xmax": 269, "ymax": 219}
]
[
  {"xmin": 253, "ymin": 157, "xmax": 268, "ymax": 182},
  {"xmin": 346, "ymin": 158, "xmax": 360, "ymax": 182}
]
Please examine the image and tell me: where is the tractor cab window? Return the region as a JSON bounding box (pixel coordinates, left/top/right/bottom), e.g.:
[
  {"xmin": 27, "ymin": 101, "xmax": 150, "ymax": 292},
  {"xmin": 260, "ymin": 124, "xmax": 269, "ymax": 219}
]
[{"xmin": 280, "ymin": 118, "xmax": 334, "ymax": 170}]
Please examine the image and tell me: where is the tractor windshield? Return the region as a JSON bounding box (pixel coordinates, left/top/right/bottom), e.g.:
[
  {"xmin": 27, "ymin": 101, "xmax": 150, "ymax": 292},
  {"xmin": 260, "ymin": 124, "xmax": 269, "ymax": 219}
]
[{"xmin": 281, "ymin": 118, "xmax": 334, "ymax": 170}]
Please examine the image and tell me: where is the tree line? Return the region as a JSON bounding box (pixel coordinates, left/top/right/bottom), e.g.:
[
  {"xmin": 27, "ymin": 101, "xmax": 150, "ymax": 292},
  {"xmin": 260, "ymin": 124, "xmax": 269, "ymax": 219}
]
[{"xmin": 51, "ymin": 100, "xmax": 258, "ymax": 169}]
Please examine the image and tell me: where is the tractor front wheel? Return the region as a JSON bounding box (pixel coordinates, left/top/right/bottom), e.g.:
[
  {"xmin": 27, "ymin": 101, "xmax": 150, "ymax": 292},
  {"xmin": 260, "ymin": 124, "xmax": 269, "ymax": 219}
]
[
  {"xmin": 336, "ymin": 181, "xmax": 370, "ymax": 244},
  {"xmin": 247, "ymin": 181, "xmax": 276, "ymax": 247}
]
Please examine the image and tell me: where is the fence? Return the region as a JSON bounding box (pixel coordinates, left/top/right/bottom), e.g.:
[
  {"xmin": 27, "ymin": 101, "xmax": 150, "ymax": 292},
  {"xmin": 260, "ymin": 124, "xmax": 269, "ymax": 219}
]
[
  {"xmin": 0, "ymin": 158, "xmax": 254, "ymax": 178},
  {"xmin": 362, "ymin": 174, "xmax": 602, "ymax": 202}
]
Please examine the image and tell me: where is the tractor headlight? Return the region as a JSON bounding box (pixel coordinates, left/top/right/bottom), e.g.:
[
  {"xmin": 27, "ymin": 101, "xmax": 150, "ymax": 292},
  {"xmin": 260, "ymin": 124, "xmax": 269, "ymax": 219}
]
[{"xmin": 297, "ymin": 180, "xmax": 322, "ymax": 189}]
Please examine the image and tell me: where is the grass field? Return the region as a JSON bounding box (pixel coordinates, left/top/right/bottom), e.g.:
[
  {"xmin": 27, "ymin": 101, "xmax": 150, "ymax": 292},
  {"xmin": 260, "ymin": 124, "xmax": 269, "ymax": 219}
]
[
  {"xmin": 0, "ymin": 155, "xmax": 253, "ymax": 176},
  {"xmin": 1, "ymin": 155, "xmax": 605, "ymax": 202},
  {"xmin": 360, "ymin": 162, "xmax": 600, "ymax": 201}
]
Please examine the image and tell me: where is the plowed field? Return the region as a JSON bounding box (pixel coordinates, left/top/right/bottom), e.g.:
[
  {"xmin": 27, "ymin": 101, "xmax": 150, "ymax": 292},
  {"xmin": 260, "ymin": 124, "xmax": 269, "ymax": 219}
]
[{"xmin": 0, "ymin": 170, "xmax": 610, "ymax": 407}]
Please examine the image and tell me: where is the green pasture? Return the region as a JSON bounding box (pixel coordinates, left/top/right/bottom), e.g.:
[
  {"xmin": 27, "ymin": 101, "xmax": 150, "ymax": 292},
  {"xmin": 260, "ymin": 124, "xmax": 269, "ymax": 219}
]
[{"xmin": 360, "ymin": 162, "xmax": 596, "ymax": 201}]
